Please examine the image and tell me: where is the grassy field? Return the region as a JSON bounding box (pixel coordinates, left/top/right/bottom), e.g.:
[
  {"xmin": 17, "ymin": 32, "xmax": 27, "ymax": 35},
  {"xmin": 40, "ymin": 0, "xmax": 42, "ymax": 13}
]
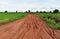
[
  {"xmin": 0, "ymin": 12, "xmax": 28, "ymax": 25},
  {"xmin": 0, "ymin": 12, "xmax": 60, "ymax": 30},
  {"xmin": 35, "ymin": 13, "xmax": 60, "ymax": 30}
]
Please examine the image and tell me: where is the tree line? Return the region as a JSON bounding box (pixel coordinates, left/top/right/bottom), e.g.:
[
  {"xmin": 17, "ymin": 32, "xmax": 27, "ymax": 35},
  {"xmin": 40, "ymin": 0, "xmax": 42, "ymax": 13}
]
[
  {"xmin": 3, "ymin": 9, "xmax": 60, "ymax": 13},
  {"xmin": 26, "ymin": 9, "xmax": 60, "ymax": 13}
]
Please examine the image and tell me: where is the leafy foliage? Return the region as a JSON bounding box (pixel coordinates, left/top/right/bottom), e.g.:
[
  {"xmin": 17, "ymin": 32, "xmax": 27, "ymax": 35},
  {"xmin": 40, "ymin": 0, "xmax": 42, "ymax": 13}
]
[
  {"xmin": 53, "ymin": 9, "xmax": 59, "ymax": 13},
  {"xmin": 5, "ymin": 11, "xmax": 8, "ymax": 13}
]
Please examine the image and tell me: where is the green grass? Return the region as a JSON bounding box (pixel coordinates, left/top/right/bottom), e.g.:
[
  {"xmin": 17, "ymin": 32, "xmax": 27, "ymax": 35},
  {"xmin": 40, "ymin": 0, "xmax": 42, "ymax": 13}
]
[
  {"xmin": 35, "ymin": 13, "xmax": 60, "ymax": 30},
  {"xmin": 0, "ymin": 12, "xmax": 28, "ymax": 25}
]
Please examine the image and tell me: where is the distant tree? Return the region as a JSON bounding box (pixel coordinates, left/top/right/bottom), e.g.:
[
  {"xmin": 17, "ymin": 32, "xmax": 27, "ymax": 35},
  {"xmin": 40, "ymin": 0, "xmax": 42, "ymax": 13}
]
[
  {"xmin": 53, "ymin": 9, "xmax": 59, "ymax": 13},
  {"xmin": 5, "ymin": 11, "xmax": 8, "ymax": 13},
  {"xmin": 26, "ymin": 11, "xmax": 28, "ymax": 13},
  {"xmin": 28, "ymin": 10, "xmax": 30, "ymax": 13},
  {"xmin": 36, "ymin": 11, "xmax": 39, "ymax": 13},
  {"xmin": 49, "ymin": 11, "xmax": 52, "ymax": 13},
  {"xmin": 16, "ymin": 11, "xmax": 18, "ymax": 13},
  {"xmin": 40, "ymin": 11, "xmax": 43, "ymax": 13},
  {"xmin": 43, "ymin": 11, "xmax": 46, "ymax": 13}
]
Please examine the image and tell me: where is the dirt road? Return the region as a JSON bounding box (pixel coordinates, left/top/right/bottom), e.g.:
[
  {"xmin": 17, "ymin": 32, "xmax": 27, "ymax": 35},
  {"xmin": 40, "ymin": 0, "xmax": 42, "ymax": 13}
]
[{"xmin": 0, "ymin": 14, "xmax": 60, "ymax": 39}]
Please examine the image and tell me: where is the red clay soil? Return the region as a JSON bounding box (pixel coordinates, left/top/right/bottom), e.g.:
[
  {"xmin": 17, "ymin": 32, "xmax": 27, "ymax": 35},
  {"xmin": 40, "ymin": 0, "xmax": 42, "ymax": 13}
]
[{"xmin": 0, "ymin": 14, "xmax": 60, "ymax": 39}]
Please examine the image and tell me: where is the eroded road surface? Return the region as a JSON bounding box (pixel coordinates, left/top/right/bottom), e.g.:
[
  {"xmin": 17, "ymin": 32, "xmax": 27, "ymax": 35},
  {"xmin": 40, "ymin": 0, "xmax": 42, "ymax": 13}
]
[{"xmin": 0, "ymin": 14, "xmax": 60, "ymax": 39}]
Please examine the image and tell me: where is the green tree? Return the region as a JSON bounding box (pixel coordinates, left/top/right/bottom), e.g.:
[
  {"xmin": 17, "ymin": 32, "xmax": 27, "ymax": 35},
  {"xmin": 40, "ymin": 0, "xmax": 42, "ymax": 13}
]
[
  {"xmin": 16, "ymin": 11, "xmax": 18, "ymax": 13},
  {"xmin": 28, "ymin": 10, "xmax": 30, "ymax": 13},
  {"xmin": 53, "ymin": 9, "xmax": 59, "ymax": 13},
  {"xmin": 43, "ymin": 11, "xmax": 46, "ymax": 13},
  {"xmin": 26, "ymin": 11, "xmax": 28, "ymax": 13},
  {"xmin": 40, "ymin": 11, "xmax": 43, "ymax": 13},
  {"xmin": 5, "ymin": 11, "xmax": 8, "ymax": 13},
  {"xmin": 49, "ymin": 11, "xmax": 52, "ymax": 13},
  {"xmin": 36, "ymin": 11, "xmax": 39, "ymax": 13}
]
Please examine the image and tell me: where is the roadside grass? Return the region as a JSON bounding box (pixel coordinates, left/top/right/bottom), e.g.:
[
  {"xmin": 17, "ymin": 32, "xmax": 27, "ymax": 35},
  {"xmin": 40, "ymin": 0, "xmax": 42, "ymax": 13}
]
[
  {"xmin": 0, "ymin": 12, "xmax": 28, "ymax": 25},
  {"xmin": 35, "ymin": 13, "xmax": 60, "ymax": 30}
]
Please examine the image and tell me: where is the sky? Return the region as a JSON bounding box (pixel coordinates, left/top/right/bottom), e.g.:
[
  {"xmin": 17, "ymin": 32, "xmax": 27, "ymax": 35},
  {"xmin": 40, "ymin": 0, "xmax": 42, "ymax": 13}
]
[{"xmin": 0, "ymin": 0, "xmax": 60, "ymax": 12}]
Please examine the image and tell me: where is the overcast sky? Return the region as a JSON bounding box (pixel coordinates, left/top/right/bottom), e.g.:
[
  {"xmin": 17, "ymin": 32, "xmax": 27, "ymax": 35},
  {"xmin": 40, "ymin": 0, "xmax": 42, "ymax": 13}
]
[{"xmin": 0, "ymin": 0, "xmax": 60, "ymax": 12}]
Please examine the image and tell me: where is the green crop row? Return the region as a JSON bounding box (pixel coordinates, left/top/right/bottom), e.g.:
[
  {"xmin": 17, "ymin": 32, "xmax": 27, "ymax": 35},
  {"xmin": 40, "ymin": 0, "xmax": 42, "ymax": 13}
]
[
  {"xmin": 0, "ymin": 12, "xmax": 28, "ymax": 25},
  {"xmin": 35, "ymin": 13, "xmax": 60, "ymax": 30}
]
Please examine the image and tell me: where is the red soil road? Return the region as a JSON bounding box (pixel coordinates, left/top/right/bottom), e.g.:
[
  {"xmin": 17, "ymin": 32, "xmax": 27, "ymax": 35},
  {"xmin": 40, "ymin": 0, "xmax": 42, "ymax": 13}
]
[{"xmin": 0, "ymin": 14, "xmax": 60, "ymax": 39}]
